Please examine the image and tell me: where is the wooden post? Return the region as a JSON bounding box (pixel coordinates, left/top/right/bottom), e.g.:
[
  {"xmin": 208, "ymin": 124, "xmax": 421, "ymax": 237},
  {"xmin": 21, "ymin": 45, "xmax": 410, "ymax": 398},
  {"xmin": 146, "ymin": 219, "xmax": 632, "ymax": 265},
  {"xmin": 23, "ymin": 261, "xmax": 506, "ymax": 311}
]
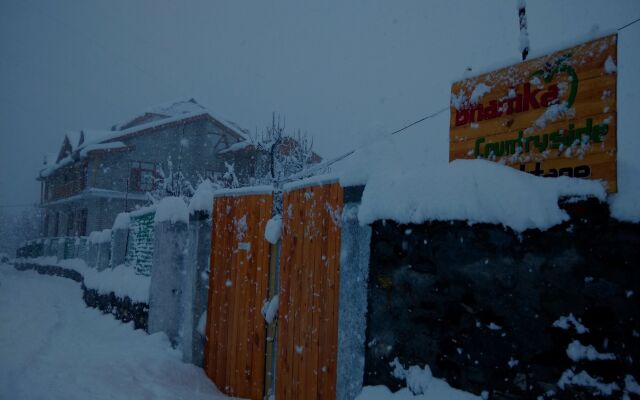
[{"xmin": 518, "ymin": 0, "xmax": 529, "ymax": 61}]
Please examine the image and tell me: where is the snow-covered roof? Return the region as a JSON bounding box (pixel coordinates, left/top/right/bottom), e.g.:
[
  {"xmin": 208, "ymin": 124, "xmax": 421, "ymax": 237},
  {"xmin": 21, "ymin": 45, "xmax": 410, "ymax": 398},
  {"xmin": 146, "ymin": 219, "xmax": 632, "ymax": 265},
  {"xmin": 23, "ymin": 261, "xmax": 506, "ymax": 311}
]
[
  {"xmin": 65, "ymin": 131, "xmax": 82, "ymax": 151},
  {"xmin": 79, "ymin": 129, "xmax": 113, "ymax": 147},
  {"xmin": 40, "ymin": 140, "xmax": 131, "ymax": 178},
  {"xmin": 112, "ymin": 98, "xmax": 248, "ymax": 140},
  {"xmin": 40, "ymin": 98, "xmax": 249, "ymax": 178},
  {"xmin": 79, "ymin": 142, "xmax": 127, "ymax": 158},
  {"xmin": 115, "ymin": 98, "xmax": 207, "ymax": 130},
  {"xmin": 218, "ymin": 141, "xmax": 254, "ymax": 154},
  {"xmin": 43, "ymin": 153, "xmax": 57, "ymax": 167}
]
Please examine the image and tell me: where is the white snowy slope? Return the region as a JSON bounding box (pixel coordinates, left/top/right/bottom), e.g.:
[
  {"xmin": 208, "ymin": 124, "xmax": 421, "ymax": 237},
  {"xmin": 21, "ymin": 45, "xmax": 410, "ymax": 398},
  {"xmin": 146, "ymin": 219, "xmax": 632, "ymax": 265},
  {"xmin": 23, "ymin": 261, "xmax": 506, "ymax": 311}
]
[{"xmin": 0, "ymin": 265, "xmax": 230, "ymax": 400}]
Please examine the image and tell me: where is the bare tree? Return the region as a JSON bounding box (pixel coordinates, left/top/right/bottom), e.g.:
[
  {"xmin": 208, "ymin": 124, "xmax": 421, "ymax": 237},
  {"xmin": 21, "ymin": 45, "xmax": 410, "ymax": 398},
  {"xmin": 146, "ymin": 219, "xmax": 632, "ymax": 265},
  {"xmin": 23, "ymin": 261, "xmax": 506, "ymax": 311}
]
[
  {"xmin": 151, "ymin": 155, "xmax": 195, "ymax": 202},
  {"xmin": 0, "ymin": 206, "xmax": 43, "ymax": 257},
  {"xmin": 251, "ymin": 113, "xmax": 316, "ymax": 182}
]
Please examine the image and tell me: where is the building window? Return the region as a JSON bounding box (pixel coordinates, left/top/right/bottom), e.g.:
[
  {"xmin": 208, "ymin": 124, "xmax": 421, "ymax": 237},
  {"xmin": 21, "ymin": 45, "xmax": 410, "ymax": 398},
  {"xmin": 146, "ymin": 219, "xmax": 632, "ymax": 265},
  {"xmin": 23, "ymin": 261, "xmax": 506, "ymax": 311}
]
[
  {"xmin": 130, "ymin": 161, "xmax": 156, "ymax": 192},
  {"xmin": 66, "ymin": 210, "xmax": 75, "ymax": 236},
  {"xmin": 54, "ymin": 212, "xmax": 60, "ymax": 237},
  {"xmin": 77, "ymin": 209, "xmax": 88, "ymax": 236},
  {"xmin": 43, "ymin": 213, "xmax": 49, "ymax": 237}
]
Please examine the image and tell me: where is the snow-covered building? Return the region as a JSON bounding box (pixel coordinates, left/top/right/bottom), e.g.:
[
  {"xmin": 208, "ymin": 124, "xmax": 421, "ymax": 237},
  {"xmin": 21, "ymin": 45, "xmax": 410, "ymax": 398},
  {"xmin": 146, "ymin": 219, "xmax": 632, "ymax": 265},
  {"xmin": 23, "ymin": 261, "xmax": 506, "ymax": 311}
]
[{"xmin": 37, "ymin": 98, "xmax": 249, "ymax": 237}]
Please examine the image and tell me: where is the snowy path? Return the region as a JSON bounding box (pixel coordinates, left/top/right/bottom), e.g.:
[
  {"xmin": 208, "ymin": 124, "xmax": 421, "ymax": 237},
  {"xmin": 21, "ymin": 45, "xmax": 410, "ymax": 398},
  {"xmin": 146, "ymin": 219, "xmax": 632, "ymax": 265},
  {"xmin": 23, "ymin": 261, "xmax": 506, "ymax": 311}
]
[{"xmin": 0, "ymin": 265, "xmax": 230, "ymax": 400}]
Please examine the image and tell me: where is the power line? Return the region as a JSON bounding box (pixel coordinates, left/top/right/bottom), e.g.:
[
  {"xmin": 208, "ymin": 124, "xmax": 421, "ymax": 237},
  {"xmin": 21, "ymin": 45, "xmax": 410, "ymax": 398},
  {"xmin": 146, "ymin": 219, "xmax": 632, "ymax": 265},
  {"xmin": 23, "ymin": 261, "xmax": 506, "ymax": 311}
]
[
  {"xmin": 618, "ymin": 16, "xmax": 640, "ymax": 31},
  {"xmin": 0, "ymin": 203, "xmax": 39, "ymax": 208},
  {"xmin": 390, "ymin": 107, "xmax": 449, "ymax": 136},
  {"xmin": 284, "ymin": 105, "xmax": 449, "ymax": 182}
]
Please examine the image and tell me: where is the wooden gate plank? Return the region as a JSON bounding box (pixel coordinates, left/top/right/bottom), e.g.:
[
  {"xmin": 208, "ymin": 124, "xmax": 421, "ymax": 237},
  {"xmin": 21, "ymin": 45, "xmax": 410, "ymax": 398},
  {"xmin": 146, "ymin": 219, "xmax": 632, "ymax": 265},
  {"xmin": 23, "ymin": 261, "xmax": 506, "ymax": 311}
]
[
  {"xmin": 326, "ymin": 183, "xmax": 343, "ymax": 397},
  {"xmin": 297, "ymin": 187, "xmax": 314, "ymax": 398},
  {"xmin": 276, "ymin": 182, "xmax": 343, "ymax": 400},
  {"xmin": 213, "ymin": 196, "xmax": 229, "ymax": 386},
  {"xmin": 204, "ymin": 192, "xmax": 272, "ymax": 400},
  {"xmin": 277, "ymin": 192, "xmax": 290, "ymax": 400},
  {"xmin": 290, "ymin": 189, "xmax": 305, "ymax": 400},
  {"xmin": 307, "ymin": 184, "xmax": 324, "ymax": 400},
  {"xmin": 252, "ymin": 196, "xmax": 270, "ymax": 400}
]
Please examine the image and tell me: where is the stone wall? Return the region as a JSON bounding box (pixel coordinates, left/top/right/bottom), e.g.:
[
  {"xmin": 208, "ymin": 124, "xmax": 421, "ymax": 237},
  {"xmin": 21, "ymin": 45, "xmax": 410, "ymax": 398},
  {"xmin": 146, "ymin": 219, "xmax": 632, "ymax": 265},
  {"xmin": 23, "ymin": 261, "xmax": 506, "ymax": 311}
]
[
  {"xmin": 14, "ymin": 262, "xmax": 83, "ymax": 282},
  {"xmin": 180, "ymin": 212, "xmax": 211, "ymax": 366},
  {"xmin": 148, "ymin": 219, "xmax": 188, "ymax": 346},
  {"xmin": 364, "ymin": 199, "xmax": 640, "ymax": 399},
  {"xmin": 336, "ymin": 203, "xmax": 372, "ymax": 400}
]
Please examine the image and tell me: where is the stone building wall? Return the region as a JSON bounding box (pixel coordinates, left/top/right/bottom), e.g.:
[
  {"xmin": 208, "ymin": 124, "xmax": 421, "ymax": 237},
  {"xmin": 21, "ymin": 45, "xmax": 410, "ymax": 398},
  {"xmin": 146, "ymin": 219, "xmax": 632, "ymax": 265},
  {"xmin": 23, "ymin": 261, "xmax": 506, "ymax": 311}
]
[{"xmin": 364, "ymin": 199, "xmax": 640, "ymax": 399}]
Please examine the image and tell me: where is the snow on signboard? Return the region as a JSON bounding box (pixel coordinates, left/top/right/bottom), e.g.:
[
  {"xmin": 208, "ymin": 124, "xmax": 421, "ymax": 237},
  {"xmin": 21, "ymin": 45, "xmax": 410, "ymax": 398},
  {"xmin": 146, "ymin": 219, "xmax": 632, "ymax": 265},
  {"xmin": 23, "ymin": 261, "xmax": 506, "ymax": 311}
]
[{"xmin": 449, "ymin": 34, "xmax": 618, "ymax": 192}]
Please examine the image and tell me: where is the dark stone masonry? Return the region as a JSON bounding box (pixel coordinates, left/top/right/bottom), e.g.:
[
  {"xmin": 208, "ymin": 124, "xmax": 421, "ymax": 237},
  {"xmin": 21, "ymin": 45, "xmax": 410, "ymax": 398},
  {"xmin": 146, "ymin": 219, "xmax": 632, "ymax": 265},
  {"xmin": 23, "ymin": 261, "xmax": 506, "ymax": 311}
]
[
  {"xmin": 82, "ymin": 287, "xmax": 148, "ymax": 331},
  {"xmin": 364, "ymin": 198, "xmax": 640, "ymax": 399},
  {"xmin": 14, "ymin": 262, "xmax": 83, "ymax": 282}
]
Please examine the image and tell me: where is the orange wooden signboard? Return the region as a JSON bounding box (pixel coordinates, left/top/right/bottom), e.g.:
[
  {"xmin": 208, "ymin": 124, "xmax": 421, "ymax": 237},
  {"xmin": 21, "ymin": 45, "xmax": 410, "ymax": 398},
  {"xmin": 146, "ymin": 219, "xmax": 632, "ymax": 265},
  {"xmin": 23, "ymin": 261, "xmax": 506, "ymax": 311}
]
[
  {"xmin": 450, "ymin": 34, "xmax": 618, "ymax": 192},
  {"xmin": 204, "ymin": 192, "xmax": 273, "ymax": 400},
  {"xmin": 276, "ymin": 182, "xmax": 343, "ymax": 400}
]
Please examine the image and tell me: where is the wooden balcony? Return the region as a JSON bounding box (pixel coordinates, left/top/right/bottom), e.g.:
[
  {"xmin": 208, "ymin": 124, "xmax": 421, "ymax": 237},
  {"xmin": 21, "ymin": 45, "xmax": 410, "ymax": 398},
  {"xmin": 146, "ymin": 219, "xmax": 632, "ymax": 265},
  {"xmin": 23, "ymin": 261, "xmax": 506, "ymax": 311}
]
[{"xmin": 46, "ymin": 180, "xmax": 85, "ymax": 202}]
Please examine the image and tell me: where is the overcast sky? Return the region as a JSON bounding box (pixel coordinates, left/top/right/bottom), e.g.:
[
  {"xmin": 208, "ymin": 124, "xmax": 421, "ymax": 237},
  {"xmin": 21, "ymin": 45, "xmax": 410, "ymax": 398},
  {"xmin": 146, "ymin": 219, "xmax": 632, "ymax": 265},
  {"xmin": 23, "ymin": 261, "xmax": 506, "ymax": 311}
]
[{"xmin": 1, "ymin": 0, "xmax": 638, "ymax": 209}]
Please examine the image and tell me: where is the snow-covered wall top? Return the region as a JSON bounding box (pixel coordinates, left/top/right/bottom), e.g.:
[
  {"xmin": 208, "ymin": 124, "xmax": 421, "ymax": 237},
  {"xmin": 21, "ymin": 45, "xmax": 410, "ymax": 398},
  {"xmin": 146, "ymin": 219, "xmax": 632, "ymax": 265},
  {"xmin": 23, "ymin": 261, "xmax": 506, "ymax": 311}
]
[
  {"xmin": 282, "ymin": 173, "xmax": 339, "ymax": 192},
  {"xmin": 129, "ymin": 205, "xmax": 156, "ymax": 218},
  {"xmin": 188, "ymin": 179, "xmax": 215, "ymax": 214},
  {"xmin": 88, "ymin": 229, "xmax": 112, "ymax": 245},
  {"xmin": 357, "ymin": 159, "xmax": 606, "ymax": 233},
  {"xmin": 58, "ymin": 258, "xmax": 150, "ymax": 303},
  {"xmin": 213, "ymin": 185, "xmax": 274, "ymax": 198},
  {"xmin": 154, "ymin": 197, "xmax": 189, "ymax": 225},
  {"xmin": 112, "ymin": 212, "xmax": 131, "ymax": 231}
]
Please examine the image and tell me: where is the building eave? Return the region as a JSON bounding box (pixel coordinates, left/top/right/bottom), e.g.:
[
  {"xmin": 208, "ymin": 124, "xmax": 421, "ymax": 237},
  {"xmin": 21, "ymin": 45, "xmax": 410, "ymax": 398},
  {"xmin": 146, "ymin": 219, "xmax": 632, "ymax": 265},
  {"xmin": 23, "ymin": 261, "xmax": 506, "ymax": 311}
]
[{"xmin": 41, "ymin": 188, "xmax": 149, "ymax": 207}]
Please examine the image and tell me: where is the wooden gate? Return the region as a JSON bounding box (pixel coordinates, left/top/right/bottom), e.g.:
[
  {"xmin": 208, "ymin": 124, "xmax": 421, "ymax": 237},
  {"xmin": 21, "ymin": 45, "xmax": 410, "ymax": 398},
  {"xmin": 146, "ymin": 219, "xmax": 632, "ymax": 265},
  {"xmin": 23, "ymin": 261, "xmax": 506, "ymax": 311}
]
[
  {"xmin": 204, "ymin": 191, "xmax": 273, "ymax": 399},
  {"xmin": 276, "ymin": 182, "xmax": 344, "ymax": 400}
]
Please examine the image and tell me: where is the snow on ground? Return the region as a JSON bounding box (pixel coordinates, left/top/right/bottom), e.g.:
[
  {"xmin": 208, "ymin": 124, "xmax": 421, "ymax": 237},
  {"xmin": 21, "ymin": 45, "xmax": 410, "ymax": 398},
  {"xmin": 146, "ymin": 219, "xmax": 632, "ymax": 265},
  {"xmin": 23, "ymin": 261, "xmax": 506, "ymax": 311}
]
[
  {"xmin": 17, "ymin": 257, "xmax": 151, "ymax": 303},
  {"xmin": 0, "ymin": 261, "xmax": 480, "ymax": 400},
  {"xmin": 354, "ymin": 358, "xmax": 481, "ymax": 400},
  {"xmin": 356, "ymin": 385, "xmax": 480, "ymax": 400},
  {"xmin": 0, "ymin": 265, "xmax": 228, "ymax": 400}
]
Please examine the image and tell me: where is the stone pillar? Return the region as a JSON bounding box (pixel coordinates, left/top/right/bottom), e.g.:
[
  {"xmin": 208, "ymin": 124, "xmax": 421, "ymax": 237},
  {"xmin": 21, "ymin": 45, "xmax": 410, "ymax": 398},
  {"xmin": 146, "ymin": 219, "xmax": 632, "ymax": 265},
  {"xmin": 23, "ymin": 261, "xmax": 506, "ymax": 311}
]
[
  {"xmin": 96, "ymin": 241, "xmax": 111, "ymax": 271},
  {"xmin": 87, "ymin": 241, "xmax": 99, "ymax": 268},
  {"xmin": 76, "ymin": 238, "xmax": 88, "ymax": 262},
  {"xmin": 181, "ymin": 211, "xmax": 212, "ymax": 366},
  {"xmin": 110, "ymin": 228, "xmax": 128, "ymax": 268},
  {"xmin": 148, "ymin": 219, "xmax": 188, "ymax": 346},
  {"xmin": 336, "ymin": 188, "xmax": 372, "ymax": 400},
  {"xmin": 56, "ymin": 238, "xmax": 65, "ymax": 260}
]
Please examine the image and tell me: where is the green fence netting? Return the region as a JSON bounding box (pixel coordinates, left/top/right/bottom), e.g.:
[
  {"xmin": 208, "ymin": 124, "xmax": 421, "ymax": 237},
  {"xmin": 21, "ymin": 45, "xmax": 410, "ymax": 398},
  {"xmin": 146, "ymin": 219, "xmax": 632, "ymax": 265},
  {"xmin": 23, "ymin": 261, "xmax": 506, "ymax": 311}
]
[{"xmin": 125, "ymin": 211, "xmax": 155, "ymax": 276}]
